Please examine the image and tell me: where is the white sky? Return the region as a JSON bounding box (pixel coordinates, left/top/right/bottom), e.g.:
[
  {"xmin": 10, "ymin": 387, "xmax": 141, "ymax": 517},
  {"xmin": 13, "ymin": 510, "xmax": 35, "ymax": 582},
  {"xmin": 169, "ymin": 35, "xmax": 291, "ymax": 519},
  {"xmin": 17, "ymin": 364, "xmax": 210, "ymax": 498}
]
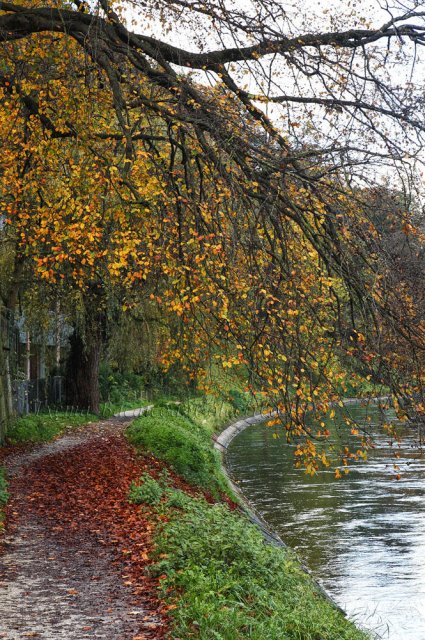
[{"xmin": 121, "ymin": 0, "xmax": 425, "ymax": 200}]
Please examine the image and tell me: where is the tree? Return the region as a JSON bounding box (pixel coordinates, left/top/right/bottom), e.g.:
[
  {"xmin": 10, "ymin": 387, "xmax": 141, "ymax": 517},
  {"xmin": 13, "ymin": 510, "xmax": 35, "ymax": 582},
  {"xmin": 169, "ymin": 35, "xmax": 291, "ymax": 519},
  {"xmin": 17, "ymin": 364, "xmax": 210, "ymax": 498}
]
[{"xmin": 0, "ymin": 0, "xmax": 424, "ymax": 464}]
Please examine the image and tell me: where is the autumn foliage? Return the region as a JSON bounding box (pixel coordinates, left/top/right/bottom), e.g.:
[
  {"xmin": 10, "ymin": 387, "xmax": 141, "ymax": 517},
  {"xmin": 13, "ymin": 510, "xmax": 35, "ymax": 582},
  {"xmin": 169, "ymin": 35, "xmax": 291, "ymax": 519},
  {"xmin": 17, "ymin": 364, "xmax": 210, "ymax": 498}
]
[{"xmin": 0, "ymin": 0, "xmax": 424, "ymax": 467}]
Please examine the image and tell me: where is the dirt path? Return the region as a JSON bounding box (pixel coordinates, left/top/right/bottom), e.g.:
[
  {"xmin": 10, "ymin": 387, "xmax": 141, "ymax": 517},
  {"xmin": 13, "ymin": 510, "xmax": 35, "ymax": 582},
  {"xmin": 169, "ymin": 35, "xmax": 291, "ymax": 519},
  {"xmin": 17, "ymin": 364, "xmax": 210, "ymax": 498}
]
[{"xmin": 0, "ymin": 418, "xmax": 167, "ymax": 640}]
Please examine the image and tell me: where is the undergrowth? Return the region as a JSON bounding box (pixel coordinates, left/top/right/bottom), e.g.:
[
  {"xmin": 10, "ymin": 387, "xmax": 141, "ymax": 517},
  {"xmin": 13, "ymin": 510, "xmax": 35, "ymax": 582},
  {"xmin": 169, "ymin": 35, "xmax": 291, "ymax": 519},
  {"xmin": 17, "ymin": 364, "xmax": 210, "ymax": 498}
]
[
  {"xmin": 0, "ymin": 467, "xmax": 8, "ymax": 529},
  {"xmin": 177, "ymin": 395, "xmax": 245, "ymax": 432},
  {"xmin": 129, "ymin": 473, "xmax": 163, "ymax": 505},
  {"xmin": 7, "ymin": 412, "xmax": 96, "ymax": 444},
  {"xmin": 128, "ymin": 472, "xmax": 193, "ymax": 511},
  {"xmin": 153, "ymin": 495, "xmax": 370, "ymax": 640}
]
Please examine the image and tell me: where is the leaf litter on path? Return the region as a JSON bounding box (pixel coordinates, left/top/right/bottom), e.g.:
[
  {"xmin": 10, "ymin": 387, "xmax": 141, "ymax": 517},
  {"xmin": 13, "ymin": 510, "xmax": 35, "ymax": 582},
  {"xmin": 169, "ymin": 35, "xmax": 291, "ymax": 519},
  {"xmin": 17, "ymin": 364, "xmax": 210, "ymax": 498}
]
[{"xmin": 0, "ymin": 419, "xmax": 169, "ymax": 639}]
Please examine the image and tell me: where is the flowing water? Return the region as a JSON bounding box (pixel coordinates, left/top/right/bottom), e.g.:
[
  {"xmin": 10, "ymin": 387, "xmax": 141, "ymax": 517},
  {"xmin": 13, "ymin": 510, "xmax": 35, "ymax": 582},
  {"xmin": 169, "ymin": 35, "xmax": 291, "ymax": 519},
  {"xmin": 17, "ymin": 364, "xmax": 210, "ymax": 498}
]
[{"xmin": 226, "ymin": 402, "xmax": 425, "ymax": 639}]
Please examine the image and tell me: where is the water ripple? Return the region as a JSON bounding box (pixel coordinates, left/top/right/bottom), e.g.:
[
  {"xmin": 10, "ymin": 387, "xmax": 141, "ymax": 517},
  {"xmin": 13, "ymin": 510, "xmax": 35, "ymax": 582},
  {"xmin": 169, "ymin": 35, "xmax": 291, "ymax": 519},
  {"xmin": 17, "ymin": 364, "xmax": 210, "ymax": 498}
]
[{"xmin": 227, "ymin": 404, "xmax": 425, "ymax": 640}]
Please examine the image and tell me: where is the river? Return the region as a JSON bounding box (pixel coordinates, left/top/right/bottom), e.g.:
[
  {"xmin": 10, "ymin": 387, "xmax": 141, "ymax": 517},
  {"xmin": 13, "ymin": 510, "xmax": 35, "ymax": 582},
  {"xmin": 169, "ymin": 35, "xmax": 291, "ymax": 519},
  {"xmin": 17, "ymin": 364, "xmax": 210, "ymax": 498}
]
[{"xmin": 226, "ymin": 402, "xmax": 425, "ymax": 639}]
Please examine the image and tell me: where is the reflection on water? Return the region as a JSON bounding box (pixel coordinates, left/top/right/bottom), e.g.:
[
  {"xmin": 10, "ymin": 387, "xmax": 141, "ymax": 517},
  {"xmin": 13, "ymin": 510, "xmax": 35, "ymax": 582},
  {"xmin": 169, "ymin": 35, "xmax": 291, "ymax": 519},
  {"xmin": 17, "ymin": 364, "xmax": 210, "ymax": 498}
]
[{"xmin": 226, "ymin": 403, "xmax": 425, "ymax": 639}]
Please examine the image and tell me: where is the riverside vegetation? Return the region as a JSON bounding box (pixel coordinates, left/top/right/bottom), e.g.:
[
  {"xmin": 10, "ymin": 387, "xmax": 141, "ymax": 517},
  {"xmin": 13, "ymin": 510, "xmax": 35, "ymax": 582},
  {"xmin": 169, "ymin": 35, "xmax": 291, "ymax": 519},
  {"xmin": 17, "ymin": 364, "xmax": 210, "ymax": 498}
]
[
  {"xmin": 126, "ymin": 397, "xmax": 371, "ymax": 640},
  {"xmin": 0, "ymin": 467, "xmax": 8, "ymax": 530},
  {"xmin": 0, "ymin": 393, "xmax": 371, "ymax": 638}
]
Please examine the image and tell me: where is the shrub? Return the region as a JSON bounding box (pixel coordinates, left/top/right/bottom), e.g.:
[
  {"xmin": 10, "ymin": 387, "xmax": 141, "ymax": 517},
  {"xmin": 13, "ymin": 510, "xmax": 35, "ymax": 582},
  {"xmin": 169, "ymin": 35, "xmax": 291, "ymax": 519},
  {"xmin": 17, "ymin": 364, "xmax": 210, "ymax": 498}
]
[
  {"xmin": 126, "ymin": 407, "xmax": 226, "ymax": 493},
  {"xmin": 128, "ymin": 473, "xmax": 163, "ymax": 505},
  {"xmin": 164, "ymin": 488, "xmax": 193, "ymax": 510},
  {"xmin": 99, "ymin": 366, "xmax": 145, "ymax": 403},
  {"xmin": 228, "ymin": 388, "xmax": 252, "ymax": 414}
]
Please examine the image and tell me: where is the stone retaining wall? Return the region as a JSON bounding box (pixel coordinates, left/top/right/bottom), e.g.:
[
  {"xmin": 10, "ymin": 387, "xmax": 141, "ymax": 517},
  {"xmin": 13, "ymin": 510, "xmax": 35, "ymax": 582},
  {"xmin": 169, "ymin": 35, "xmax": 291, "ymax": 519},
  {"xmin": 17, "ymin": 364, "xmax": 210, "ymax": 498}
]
[{"xmin": 214, "ymin": 411, "xmax": 346, "ymax": 615}]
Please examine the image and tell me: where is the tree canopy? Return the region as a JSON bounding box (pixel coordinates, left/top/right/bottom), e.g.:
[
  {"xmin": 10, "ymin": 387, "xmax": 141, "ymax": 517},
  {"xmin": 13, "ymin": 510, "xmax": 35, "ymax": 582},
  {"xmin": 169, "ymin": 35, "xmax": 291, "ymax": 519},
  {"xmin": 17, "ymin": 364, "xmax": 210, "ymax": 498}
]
[{"xmin": 0, "ymin": 0, "xmax": 424, "ymax": 469}]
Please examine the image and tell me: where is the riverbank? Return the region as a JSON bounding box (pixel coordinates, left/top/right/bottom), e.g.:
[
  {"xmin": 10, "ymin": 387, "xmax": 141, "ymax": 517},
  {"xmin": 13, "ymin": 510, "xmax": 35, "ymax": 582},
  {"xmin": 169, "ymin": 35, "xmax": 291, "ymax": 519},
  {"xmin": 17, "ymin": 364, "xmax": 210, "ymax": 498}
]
[
  {"xmin": 0, "ymin": 399, "xmax": 371, "ymax": 639},
  {"xmin": 225, "ymin": 401, "xmax": 425, "ymax": 640},
  {"xmin": 128, "ymin": 399, "xmax": 371, "ymax": 639}
]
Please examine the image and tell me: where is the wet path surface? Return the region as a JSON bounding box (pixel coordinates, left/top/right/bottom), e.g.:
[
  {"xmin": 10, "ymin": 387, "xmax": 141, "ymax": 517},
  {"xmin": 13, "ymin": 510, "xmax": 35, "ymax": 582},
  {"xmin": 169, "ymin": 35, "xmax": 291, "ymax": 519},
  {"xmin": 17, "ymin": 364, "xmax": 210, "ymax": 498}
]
[
  {"xmin": 0, "ymin": 418, "xmax": 165, "ymax": 640},
  {"xmin": 0, "ymin": 523, "xmax": 147, "ymax": 639}
]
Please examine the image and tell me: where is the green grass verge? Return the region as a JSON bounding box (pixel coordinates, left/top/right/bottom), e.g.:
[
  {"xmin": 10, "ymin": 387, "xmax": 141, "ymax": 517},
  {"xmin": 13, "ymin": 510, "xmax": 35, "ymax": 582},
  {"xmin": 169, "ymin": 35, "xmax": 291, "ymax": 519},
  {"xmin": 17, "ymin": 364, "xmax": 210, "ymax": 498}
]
[
  {"xmin": 155, "ymin": 390, "xmax": 261, "ymax": 433},
  {"xmin": 177, "ymin": 395, "xmax": 246, "ymax": 433},
  {"xmin": 125, "ymin": 392, "xmax": 261, "ymax": 496},
  {"xmin": 0, "ymin": 467, "xmax": 8, "ymax": 530},
  {"xmin": 127, "ymin": 405, "xmax": 228, "ymax": 495},
  {"xmin": 153, "ymin": 495, "xmax": 370, "ymax": 640},
  {"xmin": 6, "ymin": 412, "xmax": 97, "ymax": 444},
  {"xmin": 127, "ymin": 393, "xmax": 370, "ymax": 639}
]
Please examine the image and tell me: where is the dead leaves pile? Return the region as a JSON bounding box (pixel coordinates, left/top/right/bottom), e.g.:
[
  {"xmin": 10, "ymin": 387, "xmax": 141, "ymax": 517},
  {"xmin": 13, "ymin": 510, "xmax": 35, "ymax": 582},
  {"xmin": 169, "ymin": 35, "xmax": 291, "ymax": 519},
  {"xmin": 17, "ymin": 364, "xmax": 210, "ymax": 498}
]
[{"xmin": 4, "ymin": 423, "xmax": 178, "ymax": 639}]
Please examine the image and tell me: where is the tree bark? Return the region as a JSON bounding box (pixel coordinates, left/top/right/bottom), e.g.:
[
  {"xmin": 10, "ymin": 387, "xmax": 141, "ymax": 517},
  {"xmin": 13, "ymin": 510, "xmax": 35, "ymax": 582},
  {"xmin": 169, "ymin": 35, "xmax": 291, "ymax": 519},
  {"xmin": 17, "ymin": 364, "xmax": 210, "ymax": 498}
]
[
  {"xmin": 0, "ymin": 308, "xmax": 12, "ymax": 442},
  {"xmin": 65, "ymin": 326, "xmax": 102, "ymax": 413}
]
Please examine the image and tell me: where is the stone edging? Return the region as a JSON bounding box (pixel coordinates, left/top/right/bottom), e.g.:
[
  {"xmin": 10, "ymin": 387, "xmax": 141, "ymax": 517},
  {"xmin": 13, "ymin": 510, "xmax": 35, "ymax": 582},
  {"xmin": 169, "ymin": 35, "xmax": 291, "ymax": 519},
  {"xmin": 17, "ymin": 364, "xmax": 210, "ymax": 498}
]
[
  {"xmin": 214, "ymin": 395, "xmax": 391, "ymax": 453},
  {"xmin": 214, "ymin": 411, "xmax": 276, "ymax": 452},
  {"xmin": 214, "ymin": 410, "xmax": 293, "ymax": 549},
  {"xmin": 214, "ymin": 411, "xmax": 346, "ymax": 616},
  {"xmin": 113, "ymin": 405, "xmax": 154, "ymax": 419}
]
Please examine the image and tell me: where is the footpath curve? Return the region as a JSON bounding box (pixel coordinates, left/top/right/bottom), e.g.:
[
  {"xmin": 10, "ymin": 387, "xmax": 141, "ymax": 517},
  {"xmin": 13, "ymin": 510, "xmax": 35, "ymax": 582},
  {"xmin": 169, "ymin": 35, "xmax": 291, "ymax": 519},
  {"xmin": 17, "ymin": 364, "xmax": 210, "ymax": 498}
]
[{"xmin": 0, "ymin": 408, "xmax": 165, "ymax": 640}]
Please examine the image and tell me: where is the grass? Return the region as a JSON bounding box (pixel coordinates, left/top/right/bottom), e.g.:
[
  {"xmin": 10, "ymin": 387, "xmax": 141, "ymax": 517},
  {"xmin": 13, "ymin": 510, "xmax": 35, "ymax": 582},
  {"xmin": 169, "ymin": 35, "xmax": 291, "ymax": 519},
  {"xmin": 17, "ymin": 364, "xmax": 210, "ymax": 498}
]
[
  {"xmin": 343, "ymin": 379, "xmax": 391, "ymax": 399},
  {"xmin": 127, "ymin": 405, "xmax": 228, "ymax": 495},
  {"xmin": 125, "ymin": 392, "xmax": 261, "ymax": 496},
  {"xmin": 177, "ymin": 394, "xmax": 246, "ymax": 433},
  {"xmin": 5, "ymin": 396, "xmax": 150, "ymax": 445},
  {"xmin": 152, "ymin": 494, "xmax": 370, "ymax": 640},
  {"xmin": 126, "ymin": 392, "xmax": 370, "ymax": 640},
  {"xmin": 0, "ymin": 467, "xmax": 8, "ymax": 530},
  {"xmin": 6, "ymin": 411, "xmax": 97, "ymax": 444}
]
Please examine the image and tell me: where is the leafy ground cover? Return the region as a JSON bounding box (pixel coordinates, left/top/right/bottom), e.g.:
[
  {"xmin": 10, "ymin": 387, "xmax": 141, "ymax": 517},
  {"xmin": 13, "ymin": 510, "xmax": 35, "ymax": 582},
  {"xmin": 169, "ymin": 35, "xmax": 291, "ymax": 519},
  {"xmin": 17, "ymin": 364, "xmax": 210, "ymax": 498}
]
[
  {"xmin": 6, "ymin": 411, "xmax": 97, "ymax": 444},
  {"xmin": 152, "ymin": 495, "xmax": 370, "ymax": 640},
  {"xmin": 126, "ymin": 395, "xmax": 371, "ymax": 640},
  {"xmin": 0, "ymin": 419, "xmax": 170, "ymax": 638}
]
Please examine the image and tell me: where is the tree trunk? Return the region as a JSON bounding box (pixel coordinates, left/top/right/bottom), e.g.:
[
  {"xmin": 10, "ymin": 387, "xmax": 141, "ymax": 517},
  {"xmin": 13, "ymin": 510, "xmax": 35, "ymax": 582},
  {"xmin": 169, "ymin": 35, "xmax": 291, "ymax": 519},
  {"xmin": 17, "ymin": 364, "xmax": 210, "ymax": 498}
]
[
  {"xmin": 65, "ymin": 326, "xmax": 102, "ymax": 413},
  {"xmin": 0, "ymin": 371, "xmax": 9, "ymax": 444},
  {"xmin": 0, "ymin": 308, "xmax": 12, "ymax": 442}
]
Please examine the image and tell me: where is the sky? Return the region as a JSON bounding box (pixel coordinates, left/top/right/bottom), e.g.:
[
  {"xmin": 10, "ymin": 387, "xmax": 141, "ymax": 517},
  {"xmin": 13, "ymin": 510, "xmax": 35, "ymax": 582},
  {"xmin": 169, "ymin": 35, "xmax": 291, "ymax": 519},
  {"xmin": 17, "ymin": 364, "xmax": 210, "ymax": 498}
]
[{"xmin": 120, "ymin": 0, "xmax": 425, "ymax": 200}]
